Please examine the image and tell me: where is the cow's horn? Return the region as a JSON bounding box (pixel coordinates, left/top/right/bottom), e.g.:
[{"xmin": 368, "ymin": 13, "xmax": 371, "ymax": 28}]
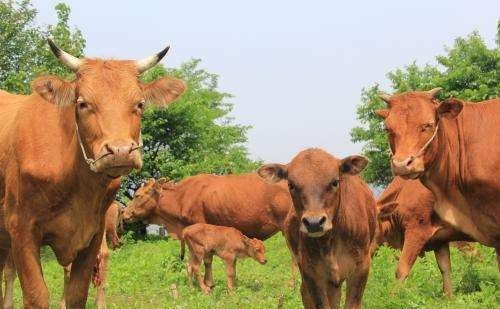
[
  {"xmin": 135, "ymin": 45, "xmax": 170, "ymax": 74},
  {"xmin": 47, "ymin": 38, "xmax": 82, "ymax": 72},
  {"xmin": 427, "ymin": 87, "xmax": 442, "ymax": 98},
  {"xmin": 378, "ymin": 93, "xmax": 391, "ymax": 104}
]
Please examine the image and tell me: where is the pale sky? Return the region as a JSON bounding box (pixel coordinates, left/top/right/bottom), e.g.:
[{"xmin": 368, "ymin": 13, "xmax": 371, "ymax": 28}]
[{"xmin": 32, "ymin": 0, "xmax": 499, "ymax": 163}]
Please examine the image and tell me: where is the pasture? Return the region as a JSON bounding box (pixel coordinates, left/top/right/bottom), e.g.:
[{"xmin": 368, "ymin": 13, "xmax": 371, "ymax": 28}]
[{"xmin": 8, "ymin": 234, "xmax": 499, "ymax": 308}]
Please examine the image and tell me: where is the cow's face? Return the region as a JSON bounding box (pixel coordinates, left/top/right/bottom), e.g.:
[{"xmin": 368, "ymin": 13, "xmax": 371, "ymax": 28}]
[
  {"xmin": 244, "ymin": 237, "xmax": 267, "ymax": 265},
  {"xmin": 258, "ymin": 148, "xmax": 368, "ymax": 238},
  {"xmin": 375, "ymin": 89, "xmax": 463, "ymax": 179},
  {"xmin": 32, "ymin": 40, "xmax": 185, "ymax": 178},
  {"xmin": 123, "ymin": 179, "xmax": 165, "ymax": 222}
]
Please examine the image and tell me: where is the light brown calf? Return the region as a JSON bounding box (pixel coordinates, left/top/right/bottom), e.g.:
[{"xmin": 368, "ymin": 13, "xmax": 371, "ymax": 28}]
[
  {"xmin": 182, "ymin": 223, "xmax": 267, "ymax": 294},
  {"xmin": 259, "ymin": 148, "xmax": 376, "ymax": 309}
]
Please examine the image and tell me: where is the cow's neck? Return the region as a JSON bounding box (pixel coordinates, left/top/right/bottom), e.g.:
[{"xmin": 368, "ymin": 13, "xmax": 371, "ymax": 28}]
[
  {"xmin": 420, "ymin": 115, "xmax": 489, "ymax": 244},
  {"xmin": 52, "ymin": 106, "xmax": 119, "ymax": 211},
  {"xmin": 152, "ymin": 190, "xmax": 185, "ymax": 237}
]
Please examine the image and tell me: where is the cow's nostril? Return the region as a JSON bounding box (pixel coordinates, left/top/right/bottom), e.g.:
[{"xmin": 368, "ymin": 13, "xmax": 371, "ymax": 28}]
[
  {"xmin": 302, "ymin": 217, "xmax": 310, "ymax": 227},
  {"xmin": 319, "ymin": 216, "xmax": 327, "ymax": 225},
  {"xmin": 104, "ymin": 143, "xmax": 115, "ymax": 155},
  {"xmin": 406, "ymin": 157, "xmax": 414, "ymax": 167}
]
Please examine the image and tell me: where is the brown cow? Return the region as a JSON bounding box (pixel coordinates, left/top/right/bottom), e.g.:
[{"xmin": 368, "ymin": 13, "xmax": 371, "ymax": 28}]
[
  {"xmin": 375, "ymin": 89, "xmax": 500, "ymax": 253},
  {"xmin": 0, "ymin": 40, "xmax": 185, "ymax": 308},
  {"xmin": 2, "ymin": 201, "xmax": 123, "ymax": 309},
  {"xmin": 258, "ymin": 148, "xmax": 376, "ymax": 309},
  {"xmin": 182, "ymin": 223, "xmax": 267, "ymax": 293},
  {"xmin": 374, "ymin": 177, "xmax": 473, "ymax": 297},
  {"xmin": 122, "ymin": 173, "xmax": 291, "ymax": 257}
]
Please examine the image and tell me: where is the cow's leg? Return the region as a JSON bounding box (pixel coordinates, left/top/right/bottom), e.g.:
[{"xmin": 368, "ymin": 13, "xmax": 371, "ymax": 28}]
[
  {"xmin": 396, "ymin": 232, "xmax": 430, "ymax": 283},
  {"xmin": 4, "ymin": 254, "xmax": 16, "ymax": 309},
  {"xmin": 345, "ymin": 261, "xmax": 370, "ymax": 309},
  {"xmin": 223, "ymin": 258, "xmax": 237, "ymax": 291},
  {"xmin": 495, "ymin": 247, "xmax": 499, "ymax": 267},
  {"xmin": 95, "ymin": 239, "xmax": 109, "ymax": 309},
  {"xmin": 10, "ymin": 232, "xmax": 49, "ymax": 309},
  {"xmin": 326, "ymin": 281, "xmax": 342, "ymax": 309},
  {"xmin": 300, "ymin": 273, "xmax": 327, "ymax": 309},
  {"xmin": 434, "ymin": 244, "xmax": 452, "ymax": 298},
  {"xmin": 187, "ymin": 244, "xmax": 209, "ymax": 294},
  {"xmin": 0, "ymin": 250, "xmax": 10, "ymax": 309},
  {"xmin": 59, "ymin": 265, "xmax": 71, "ymax": 309},
  {"xmin": 203, "ymin": 253, "xmax": 214, "ymax": 289},
  {"xmin": 63, "ymin": 231, "xmax": 103, "ymax": 309}
]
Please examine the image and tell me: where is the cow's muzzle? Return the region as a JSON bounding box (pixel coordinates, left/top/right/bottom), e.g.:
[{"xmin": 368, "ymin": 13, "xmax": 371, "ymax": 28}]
[
  {"xmin": 91, "ymin": 140, "xmax": 143, "ymax": 177},
  {"xmin": 391, "ymin": 156, "xmax": 424, "ymax": 179},
  {"xmin": 301, "ymin": 214, "xmax": 330, "ymax": 237}
]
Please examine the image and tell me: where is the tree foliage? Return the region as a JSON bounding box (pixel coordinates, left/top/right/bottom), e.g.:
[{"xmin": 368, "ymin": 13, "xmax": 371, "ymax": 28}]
[
  {"xmin": 0, "ymin": 1, "xmax": 85, "ymax": 93},
  {"xmin": 351, "ymin": 29, "xmax": 500, "ymax": 187},
  {"xmin": 119, "ymin": 59, "xmax": 259, "ymax": 200}
]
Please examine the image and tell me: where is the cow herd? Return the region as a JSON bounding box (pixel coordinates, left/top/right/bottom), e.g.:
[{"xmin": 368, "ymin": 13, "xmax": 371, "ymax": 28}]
[{"xmin": 0, "ymin": 40, "xmax": 497, "ymax": 309}]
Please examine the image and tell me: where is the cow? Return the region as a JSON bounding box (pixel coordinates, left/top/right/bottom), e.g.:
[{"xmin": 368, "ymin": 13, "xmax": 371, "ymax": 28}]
[
  {"xmin": 122, "ymin": 173, "xmax": 292, "ymax": 258},
  {"xmin": 0, "ymin": 39, "xmax": 185, "ymax": 308},
  {"xmin": 258, "ymin": 148, "xmax": 376, "ymax": 309},
  {"xmin": 2, "ymin": 201, "xmax": 123, "ymax": 309},
  {"xmin": 375, "ymin": 89, "xmax": 500, "ymax": 253},
  {"xmin": 374, "ymin": 177, "xmax": 473, "ymax": 297},
  {"xmin": 182, "ymin": 223, "xmax": 267, "ymax": 293}
]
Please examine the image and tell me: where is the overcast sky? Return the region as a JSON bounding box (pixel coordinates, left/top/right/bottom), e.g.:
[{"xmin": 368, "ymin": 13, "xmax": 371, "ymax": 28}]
[{"xmin": 32, "ymin": 0, "xmax": 499, "ymax": 163}]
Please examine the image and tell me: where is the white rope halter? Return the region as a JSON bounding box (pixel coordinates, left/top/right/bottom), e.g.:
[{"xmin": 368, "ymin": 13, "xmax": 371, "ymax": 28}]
[
  {"xmin": 388, "ymin": 122, "xmax": 439, "ymax": 158},
  {"xmin": 75, "ymin": 121, "xmax": 143, "ymax": 173}
]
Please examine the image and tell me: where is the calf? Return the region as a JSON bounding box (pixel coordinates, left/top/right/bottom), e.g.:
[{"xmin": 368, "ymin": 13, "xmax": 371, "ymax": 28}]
[
  {"xmin": 375, "ymin": 177, "xmax": 473, "ymax": 298},
  {"xmin": 259, "ymin": 148, "xmax": 376, "ymax": 309},
  {"xmin": 182, "ymin": 223, "xmax": 267, "ymax": 293}
]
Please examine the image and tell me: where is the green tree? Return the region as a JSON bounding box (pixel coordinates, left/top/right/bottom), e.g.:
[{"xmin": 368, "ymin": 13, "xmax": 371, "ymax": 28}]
[
  {"xmin": 0, "ymin": 0, "xmax": 85, "ymax": 93},
  {"xmin": 120, "ymin": 59, "xmax": 259, "ymax": 200},
  {"xmin": 351, "ymin": 29, "xmax": 500, "ymax": 187}
]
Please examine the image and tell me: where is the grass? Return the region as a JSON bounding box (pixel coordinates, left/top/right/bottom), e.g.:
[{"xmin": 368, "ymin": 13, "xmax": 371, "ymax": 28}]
[{"xmin": 8, "ymin": 234, "xmax": 500, "ymax": 308}]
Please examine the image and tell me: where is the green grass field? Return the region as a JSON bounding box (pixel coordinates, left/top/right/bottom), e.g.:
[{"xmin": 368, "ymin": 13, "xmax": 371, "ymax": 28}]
[{"xmin": 8, "ymin": 234, "xmax": 500, "ymax": 308}]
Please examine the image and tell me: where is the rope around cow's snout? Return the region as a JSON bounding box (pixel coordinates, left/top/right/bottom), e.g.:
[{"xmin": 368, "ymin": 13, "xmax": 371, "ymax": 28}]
[{"xmin": 75, "ymin": 120, "xmax": 143, "ymax": 173}]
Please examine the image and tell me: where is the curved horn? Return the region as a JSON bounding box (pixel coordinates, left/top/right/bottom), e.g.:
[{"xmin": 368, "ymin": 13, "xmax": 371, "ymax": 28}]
[
  {"xmin": 135, "ymin": 45, "xmax": 170, "ymax": 74},
  {"xmin": 47, "ymin": 38, "xmax": 82, "ymax": 71},
  {"xmin": 378, "ymin": 93, "xmax": 391, "ymax": 104},
  {"xmin": 427, "ymin": 87, "xmax": 442, "ymax": 98}
]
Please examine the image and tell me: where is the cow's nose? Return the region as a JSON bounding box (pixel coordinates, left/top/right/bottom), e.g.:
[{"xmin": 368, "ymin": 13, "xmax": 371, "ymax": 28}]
[
  {"xmin": 103, "ymin": 141, "xmax": 138, "ymax": 156},
  {"xmin": 302, "ymin": 216, "xmax": 327, "ymax": 233},
  {"xmin": 391, "ymin": 156, "xmax": 415, "ymax": 175}
]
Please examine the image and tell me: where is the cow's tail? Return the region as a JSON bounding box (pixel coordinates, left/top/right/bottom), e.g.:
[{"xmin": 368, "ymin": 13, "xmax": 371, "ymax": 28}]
[{"xmin": 179, "ymin": 239, "xmax": 186, "ymax": 260}]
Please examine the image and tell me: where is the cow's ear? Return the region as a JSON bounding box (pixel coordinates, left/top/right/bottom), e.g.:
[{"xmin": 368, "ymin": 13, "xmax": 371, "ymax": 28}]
[
  {"xmin": 377, "ymin": 201, "xmax": 398, "ymax": 220},
  {"xmin": 142, "ymin": 76, "xmax": 186, "ymax": 107},
  {"xmin": 32, "ymin": 75, "xmax": 76, "ymax": 106},
  {"xmin": 340, "ymin": 155, "xmax": 368, "ymax": 175},
  {"xmin": 154, "ymin": 178, "xmax": 168, "ymax": 191},
  {"xmin": 375, "ymin": 109, "xmax": 389, "ymax": 119},
  {"xmin": 258, "ymin": 164, "xmax": 288, "ymax": 183},
  {"xmin": 437, "ymin": 98, "xmax": 463, "ymax": 119}
]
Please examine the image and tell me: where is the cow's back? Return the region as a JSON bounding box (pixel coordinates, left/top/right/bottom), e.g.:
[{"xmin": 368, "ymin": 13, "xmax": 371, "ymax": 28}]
[{"xmin": 176, "ymin": 173, "xmax": 291, "ymax": 239}]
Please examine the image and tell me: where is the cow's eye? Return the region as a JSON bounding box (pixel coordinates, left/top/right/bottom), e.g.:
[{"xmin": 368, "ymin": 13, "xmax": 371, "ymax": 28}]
[
  {"xmin": 77, "ymin": 100, "xmax": 89, "ymax": 110},
  {"xmin": 420, "ymin": 123, "xmax": 434, "ymax": 132},
  {"xmin": 137, "ymin": 100, "xmax": 145, "ymax": 110},
  {"xmin": 288, "ymin": 182, "xmax": 295, "ymax": 191},
  {"xmin": 330, "ymin": 179, "xmax": 339, "ymax": 189}
]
